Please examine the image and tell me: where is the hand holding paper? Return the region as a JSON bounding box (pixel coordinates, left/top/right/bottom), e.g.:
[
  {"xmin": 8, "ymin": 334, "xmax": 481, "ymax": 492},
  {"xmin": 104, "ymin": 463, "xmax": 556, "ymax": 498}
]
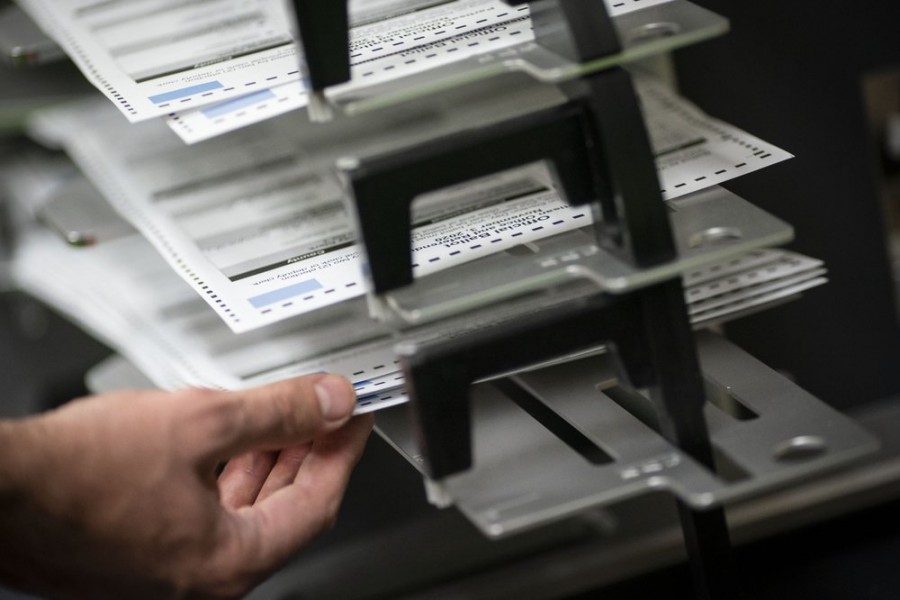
[{"xmin": 0, "ymin": 375, "xmax": 372, "ymax": 599}]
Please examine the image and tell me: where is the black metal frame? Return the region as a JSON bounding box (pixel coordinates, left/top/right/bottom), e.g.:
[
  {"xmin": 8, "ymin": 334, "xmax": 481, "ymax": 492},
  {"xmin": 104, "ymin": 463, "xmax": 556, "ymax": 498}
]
[
  {"xmin": 290, "ymin": 1, "xmax": 738, "ymax": 597},
  {"xmin": 289, "ymin": 0, "xmax": 351, "ymax": 92}
]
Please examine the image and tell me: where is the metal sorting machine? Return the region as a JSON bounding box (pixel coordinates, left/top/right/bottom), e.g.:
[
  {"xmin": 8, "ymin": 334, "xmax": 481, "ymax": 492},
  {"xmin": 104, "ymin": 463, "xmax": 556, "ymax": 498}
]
[
  {"xmin": 0, "ymin": 1, "xmax": 883, "ymax": 598},
  {"xmin": 283, "ymin": 1, "xmax": 877, "ymax": 599}
]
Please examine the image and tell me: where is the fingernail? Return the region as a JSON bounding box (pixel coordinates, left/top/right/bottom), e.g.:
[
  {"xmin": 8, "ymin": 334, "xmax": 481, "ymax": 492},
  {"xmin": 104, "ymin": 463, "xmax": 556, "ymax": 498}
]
[{"xmin": 315, "ymin": 375, "xmax": 355, "ymax": 422}]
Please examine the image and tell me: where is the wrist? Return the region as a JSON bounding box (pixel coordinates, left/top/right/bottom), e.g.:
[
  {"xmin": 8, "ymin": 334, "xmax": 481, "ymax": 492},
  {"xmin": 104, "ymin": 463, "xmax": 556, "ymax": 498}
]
[
  {"xmin": 0, "ymin": 418, "xmax": 61, "ymax": 596},
  {"xmin": 0, "ymin": 418, "xmax": 41, "ymax": 502}
]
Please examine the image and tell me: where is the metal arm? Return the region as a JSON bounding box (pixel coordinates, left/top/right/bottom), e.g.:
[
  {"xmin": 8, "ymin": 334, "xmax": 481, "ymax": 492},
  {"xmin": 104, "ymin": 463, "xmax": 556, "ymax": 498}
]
[{"xmin": 289, "ymin": 0, "xmax": 351, "ymax": 120}]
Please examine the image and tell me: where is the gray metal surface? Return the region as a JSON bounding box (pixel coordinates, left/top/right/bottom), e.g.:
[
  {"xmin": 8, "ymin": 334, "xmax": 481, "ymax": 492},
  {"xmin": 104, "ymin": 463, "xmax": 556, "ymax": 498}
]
[
  {"xmin": 36, "ymin": 175, "xmax": 135, "ymax": 246},
  {"xmin": 0, "ymin": 3, "xmax": 64, "ymax": 66},
  {"xmin": 375, "ymin": 332, "xmax": 877, "ymax": 537},
  {"xmin": 241, "ymin": 393, "xmax": 900, "ymax": 600}
]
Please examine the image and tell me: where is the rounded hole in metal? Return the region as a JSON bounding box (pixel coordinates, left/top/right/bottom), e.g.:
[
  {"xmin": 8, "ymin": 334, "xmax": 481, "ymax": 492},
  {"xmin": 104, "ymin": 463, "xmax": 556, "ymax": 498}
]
[
  {"xmin": 687, "ymin": 226, "xmax": 743, "ymax": 248},
  {"xmin": 773, "ymin": 436, "xmax": 828, "ymax": 462},
  {"xmin": 626, "ymin": 21, "xmax": 681, "ymax": 45}
]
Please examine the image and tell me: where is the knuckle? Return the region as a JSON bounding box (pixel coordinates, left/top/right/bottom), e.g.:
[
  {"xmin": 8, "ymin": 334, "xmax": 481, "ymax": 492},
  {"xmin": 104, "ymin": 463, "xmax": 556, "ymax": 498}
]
[
  {"xmin": 267, "ymin": 380, "xmax": 317, "ymax": 437},
  {"xmin": 177, "ymin": 391, "xmax": 247, "ymax": 455},
  {"xmin": 271, "ymin": 389, "xmax": 300, "ymax": 432},
  {"xmin": 206, "ymin": 399, "xmax": 245, "ymax": 440}
]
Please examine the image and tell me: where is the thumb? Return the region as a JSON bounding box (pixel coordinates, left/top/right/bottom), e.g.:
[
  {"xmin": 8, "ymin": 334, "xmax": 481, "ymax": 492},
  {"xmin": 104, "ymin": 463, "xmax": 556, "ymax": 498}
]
[{"xmin": 199, "ymin": 374, "xmax": 357, "ymax": 461}]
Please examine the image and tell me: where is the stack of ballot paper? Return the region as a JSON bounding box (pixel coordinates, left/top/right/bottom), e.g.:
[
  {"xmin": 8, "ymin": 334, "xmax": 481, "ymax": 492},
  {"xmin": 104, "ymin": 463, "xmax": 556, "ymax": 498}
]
[
  {"xmin": 14, "ymin": 0, "xmax": 678, "ymax": 142},
  {"xmin": 24, "ymin": 75, "xmax": 795, "ymax": 333},
  {"xmin": 5, "ymin": 152, "xmax": 827, "ymax": 414},
  {"xmin": 10, "ymin": 213, "xmax": 827, "ymax": 414},
  {"xmin": 3, "ymin": 0, "xmax": 826, "ymax": 412}
]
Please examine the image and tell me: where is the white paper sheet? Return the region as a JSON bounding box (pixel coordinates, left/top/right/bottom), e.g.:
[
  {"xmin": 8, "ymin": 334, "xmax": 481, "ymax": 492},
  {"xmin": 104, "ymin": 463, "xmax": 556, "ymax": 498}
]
[
  {"xmin": 166, "ymin": 0, "xmax": 678, "ymax": 143},
  {"xmin": 18, "ymin": 0, "xmax": 672, "ymax": 123},
  {"xmin": 28, "ymin": 76, "xmax": 791, "ymax": 332},
  {"xmin": 18, "ymin": 0, "xmax": 300, "ymax": 121},
  {"xmin": 10, "ymin": 215, "xmax": 824, "ymax": 413},
  {"xmin": 638, "ymin": 78, "xmax": 793, "ymax": 198},
  {"xmin": 11, "ymin": 226, "xmax": 409, "ymax": 412},
  {"xmin": 6, "ymin": 151, "xmax": 819, "ymax": 413}
]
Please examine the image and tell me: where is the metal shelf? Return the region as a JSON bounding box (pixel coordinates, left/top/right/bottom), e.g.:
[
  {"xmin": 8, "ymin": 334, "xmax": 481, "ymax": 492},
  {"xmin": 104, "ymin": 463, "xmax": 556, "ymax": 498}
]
[
  {"xmin": 375, "ymin": 331, "xmax": 878, "ymax": 538},
  {"xmin": 375, "ymin": 186, "xmax": 792, "ymax": 327}
]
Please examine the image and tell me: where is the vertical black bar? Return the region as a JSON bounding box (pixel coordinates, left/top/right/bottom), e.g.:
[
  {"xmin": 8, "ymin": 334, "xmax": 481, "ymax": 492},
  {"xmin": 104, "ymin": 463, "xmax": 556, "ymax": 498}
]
[
  {"xmin": 574, "ymin": 68, "xmax": 677, "ymax": 267},
  {"xmin": 679, "ymin": 505, "xmax": 739, "ymax": 600},
  {"xmin": 639, "ymin": 280, "xmax": 739, "ymax": 600},
  {"xmin": 289, "ymin": 0, "xmax": 351, "ymax": 90},
  {"xmin": 403, "ymin": 351, "xmax": 475, "ymax": 478},
  {"xmin": 640, "ymin": 281, "xmax": 712, "ymax": 463},
  {"xmin": 345, "ymin": 106, "xmax": 598, "ymax": 293}
]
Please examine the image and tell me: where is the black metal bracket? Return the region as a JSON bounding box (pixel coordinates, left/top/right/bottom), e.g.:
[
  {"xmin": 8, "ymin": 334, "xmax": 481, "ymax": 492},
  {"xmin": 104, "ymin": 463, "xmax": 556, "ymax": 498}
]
[
  {"xmin": 289, "ymin": 1, "xmax": 351, "ymax": 92},
  {"xmin": 402, "ymin": 278, "xmax": 737, "ymax": 599},
  {"xmin": 294, "ymin": 1, "xmax": 736, "ymax": 596},
  {"xmin": 344, "ymin": 102, "xmax": 604, "ymax": 293},
  {"xmin": 571, "ymin": 67, "xmax": 677, "ymax": 267},
  {"xmin": 287, "ymin": 0, "xmax": 622, "ymax": 94},
  {"xmin": 401, "ymin": 290, "xmax": 649, "ymax": 478},
  {"xmin": 343, "ymin": 67, "xmax": 674, "ymax": 293},
  {"xmin": 401, "ymin": 281, "xmax": 714, "ymax": 479}
]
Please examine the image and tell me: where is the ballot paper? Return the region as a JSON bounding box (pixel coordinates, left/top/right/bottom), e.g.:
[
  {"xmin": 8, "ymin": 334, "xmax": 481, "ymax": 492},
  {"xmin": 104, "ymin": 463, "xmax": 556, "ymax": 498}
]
[
  {"xmin": 28, "ymin": 76, "xmax": 791, "ymax": 332},
  {"xmin": 349, "ymin": 0, "xmax": 456, "ymax": 26},
  {"xmin": 166, "ymin": 2, "xmax": 533, "ymax": 142},
  {"xmin": 685, "ymin": 250, "xmax": 827, "ymax": 325},
  {"xmin": 165, "ymin": 0, "xmax": 676, "ymax": 143},
  {"xmin": 17, "ymin": 0, "xmax": 295, "ymax": 121},
  {"xmin": 5, "ymin": 150, "xmax": 818, "ymax": 414},
  {"xmin": 16, "ymin": 0, "xmax": 669, "ymax": 124},
  {"xmin": 638, "ymin": 78, "xmax": 793, "ymax": 199},
  {"xmin": 30, "ymin": 101, "xmax": 588, "ymax": 332},
  {"xmin": 9, "ymin": 204, "xmax": 826, "ymax": 413},
  {"xmin": 11, "ymin": 225, "xmax": 410, "ymax": 412}
]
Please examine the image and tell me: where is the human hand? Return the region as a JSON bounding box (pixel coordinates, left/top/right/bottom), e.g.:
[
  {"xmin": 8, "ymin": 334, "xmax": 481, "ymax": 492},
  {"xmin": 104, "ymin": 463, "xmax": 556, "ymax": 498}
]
[{"xmin": 0, "ymin": 374, "xmax": 372, "ymax": 599}]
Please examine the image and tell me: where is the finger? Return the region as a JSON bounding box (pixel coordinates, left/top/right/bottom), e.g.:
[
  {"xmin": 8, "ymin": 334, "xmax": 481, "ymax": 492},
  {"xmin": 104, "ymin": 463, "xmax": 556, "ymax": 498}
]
[
  {"xmin": 196, "ymin": 374, "xmax": 357, "ymax": 462},
  {"xmin": 218, "ymin": 451, "xmax": 278, "ymax": 510},
  {"xmin": 222, "ymin": 415, "xmax": 373, "ymax": 573},
  {"xmin": 254, "ymin": 443, "xmax": 313, "ymax": 504}
]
